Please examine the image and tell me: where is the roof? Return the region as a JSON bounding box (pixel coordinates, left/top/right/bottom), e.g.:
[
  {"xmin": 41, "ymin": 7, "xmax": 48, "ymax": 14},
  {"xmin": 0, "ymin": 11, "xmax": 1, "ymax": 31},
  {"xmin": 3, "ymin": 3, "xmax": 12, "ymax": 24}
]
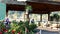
[
  {"xmin": 1, "ymin": 0, "xmax": 26, "ymax": 5},
  {"xmin": 27, "ymin": 0, "xmax": 60, "ymax": 5},
  {"xmin": 1, "ymin": 0, "xmax": 60, "ymax": 5},
  {"xmin": 27, "ymin": 2, "xmax": 60, "ymax": 14}
]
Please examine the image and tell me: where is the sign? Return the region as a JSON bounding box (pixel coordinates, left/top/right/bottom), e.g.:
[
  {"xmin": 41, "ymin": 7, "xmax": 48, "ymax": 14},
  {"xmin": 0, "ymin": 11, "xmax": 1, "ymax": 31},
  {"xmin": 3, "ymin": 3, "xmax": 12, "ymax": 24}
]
[{"xmin": 0, "ymin": 3, "xmax": 6, "ymax": 20}]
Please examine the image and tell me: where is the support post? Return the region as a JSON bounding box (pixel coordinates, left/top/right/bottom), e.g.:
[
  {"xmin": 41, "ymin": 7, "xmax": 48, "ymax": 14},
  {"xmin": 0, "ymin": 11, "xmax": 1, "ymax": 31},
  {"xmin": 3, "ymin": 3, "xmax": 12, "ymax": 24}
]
[
  {"xmin": 40, "ymin": 14, "xmax": 42, "ymax": 22},
  {"xmin": 48, "ymin": 13, "xmax": 50, "ymax": 21}
]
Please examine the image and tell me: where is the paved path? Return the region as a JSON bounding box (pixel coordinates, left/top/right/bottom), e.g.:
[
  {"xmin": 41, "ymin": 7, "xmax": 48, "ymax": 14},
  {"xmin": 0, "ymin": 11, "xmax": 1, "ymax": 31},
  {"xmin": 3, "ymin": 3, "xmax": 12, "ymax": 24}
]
[
  {"xmin": 37, "ymin": 26, "xmax": 59, "ymax": 32},
  {"xmin": 41, "ymin": 30, "xmax": 59, "ymax": 34},
  {"xmin": 36, "ymin": 26, "xmax": 60, "ymax": 34}
]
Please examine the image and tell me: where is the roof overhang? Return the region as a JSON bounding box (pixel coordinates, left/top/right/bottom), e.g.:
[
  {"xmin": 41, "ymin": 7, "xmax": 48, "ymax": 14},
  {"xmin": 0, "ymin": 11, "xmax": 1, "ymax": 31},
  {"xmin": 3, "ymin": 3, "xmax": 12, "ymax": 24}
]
[
  {"xmin": 27, "ymin": 2, "xmax": 60, "ymax": 14},
  {"xmin": 6, "ymin": 4, "xmax": 25, "ymax": 11},
  {"xmin": 27, "ymin": 0, "xmax": 60, "ymax": 5},
  {"xmin": 2, "ymin": 0, "xmax": 60, "ymax": 14}
]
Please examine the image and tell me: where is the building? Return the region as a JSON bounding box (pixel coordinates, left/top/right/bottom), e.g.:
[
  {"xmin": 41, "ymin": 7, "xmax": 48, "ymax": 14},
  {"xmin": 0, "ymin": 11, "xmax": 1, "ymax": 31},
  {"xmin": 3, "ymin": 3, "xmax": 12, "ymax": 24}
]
[{"xmin": 0, "ymin": 0, "xmax": 60, "ymax": 26}]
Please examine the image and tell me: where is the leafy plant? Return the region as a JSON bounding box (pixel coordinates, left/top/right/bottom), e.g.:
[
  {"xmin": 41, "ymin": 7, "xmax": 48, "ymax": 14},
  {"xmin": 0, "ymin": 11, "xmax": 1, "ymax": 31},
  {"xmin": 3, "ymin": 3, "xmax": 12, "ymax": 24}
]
[
  {"xmin": 0, "ymin": 20, "xmax": 37, "ymax": 34},
  {"xmin": 53, "ymin": 14, "xmax": 60, "ymax": 21},
  {"xmin": 25, "ymin": 5, "xmax": 32, "ymax": 11},
  {"xmin": 28, "ymin": 23, "xmax": 37, "ymax": 32},
  {"xmin": 50, "ymin": 14, "xmax": 60, "ymax": 21}
]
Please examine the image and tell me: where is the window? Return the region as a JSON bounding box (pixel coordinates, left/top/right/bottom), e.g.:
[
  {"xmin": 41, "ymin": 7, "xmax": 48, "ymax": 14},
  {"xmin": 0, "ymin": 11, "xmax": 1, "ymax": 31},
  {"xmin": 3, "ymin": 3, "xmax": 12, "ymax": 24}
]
[
  {"xmin": 50, "ymin": 11, "xmax": 60, "ymax": 23},
  {"xmin": 42, "ymin": 14, "xmax": 48, "ymax": 21},
  {"xmin": 8, "ymin": 10, "xmax": 25, "ymax": 22},
  {"xmin": 50, "ymin": 11, "xmax": 60, "ymax": 16},
  {"xmin": 29, "ymin": 14, "xmax": 40, "ymax": 24}
]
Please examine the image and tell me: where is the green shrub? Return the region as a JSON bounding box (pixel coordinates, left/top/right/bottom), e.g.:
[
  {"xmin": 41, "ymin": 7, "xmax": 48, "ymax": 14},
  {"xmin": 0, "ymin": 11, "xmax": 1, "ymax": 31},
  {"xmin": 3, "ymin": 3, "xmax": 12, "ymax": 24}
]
[{"xmin": 28, "ymin": 23, "xmax": 37, "ymax": 31}]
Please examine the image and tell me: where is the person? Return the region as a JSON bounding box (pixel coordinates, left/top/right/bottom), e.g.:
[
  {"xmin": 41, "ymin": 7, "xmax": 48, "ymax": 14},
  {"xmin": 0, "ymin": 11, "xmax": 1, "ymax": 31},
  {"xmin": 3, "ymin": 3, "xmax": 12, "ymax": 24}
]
[
  {"xmin": 3, "ymin": 17, "xmax": 9, "ymax": 25},
  {"xmin": 31, "ymin": 19, "xmax": 34, "ymax": 23}
]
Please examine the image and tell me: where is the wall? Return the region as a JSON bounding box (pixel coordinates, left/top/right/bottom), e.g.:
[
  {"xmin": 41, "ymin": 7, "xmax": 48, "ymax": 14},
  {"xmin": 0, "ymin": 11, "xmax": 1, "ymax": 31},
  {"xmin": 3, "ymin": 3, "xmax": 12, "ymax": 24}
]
[{"xmin": 0, "ymin": 3, "xmax": 6, "ymax": 20}]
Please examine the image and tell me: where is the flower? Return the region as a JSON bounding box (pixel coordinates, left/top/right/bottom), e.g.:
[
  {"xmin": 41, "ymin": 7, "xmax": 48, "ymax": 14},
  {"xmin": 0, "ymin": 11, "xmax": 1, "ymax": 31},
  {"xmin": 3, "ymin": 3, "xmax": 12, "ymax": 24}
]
[
  {"xmin": 26, "ymin": 29, "xmax": 28, "ymax": 32},
  {"xmin": 2, "ymin": 28, "xmax": 7, "ymax": 32},
  {"xmin": 12, "ymin": 30, "xmax": 15, "ymax": 33},
  {"xmin": 2, "ymin": 28, "xmax": 8, "ymax": 32},
  {"xmin": 4, "ymin": 30, "xmax": 8, "ymax": 32},
  {"xmin": 0, "ymin": 32, "xmax": 2, "ymax": 34},
  {"xmin": 17, "ymin": 32, "xmax": 20, "ymax": 34}
]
